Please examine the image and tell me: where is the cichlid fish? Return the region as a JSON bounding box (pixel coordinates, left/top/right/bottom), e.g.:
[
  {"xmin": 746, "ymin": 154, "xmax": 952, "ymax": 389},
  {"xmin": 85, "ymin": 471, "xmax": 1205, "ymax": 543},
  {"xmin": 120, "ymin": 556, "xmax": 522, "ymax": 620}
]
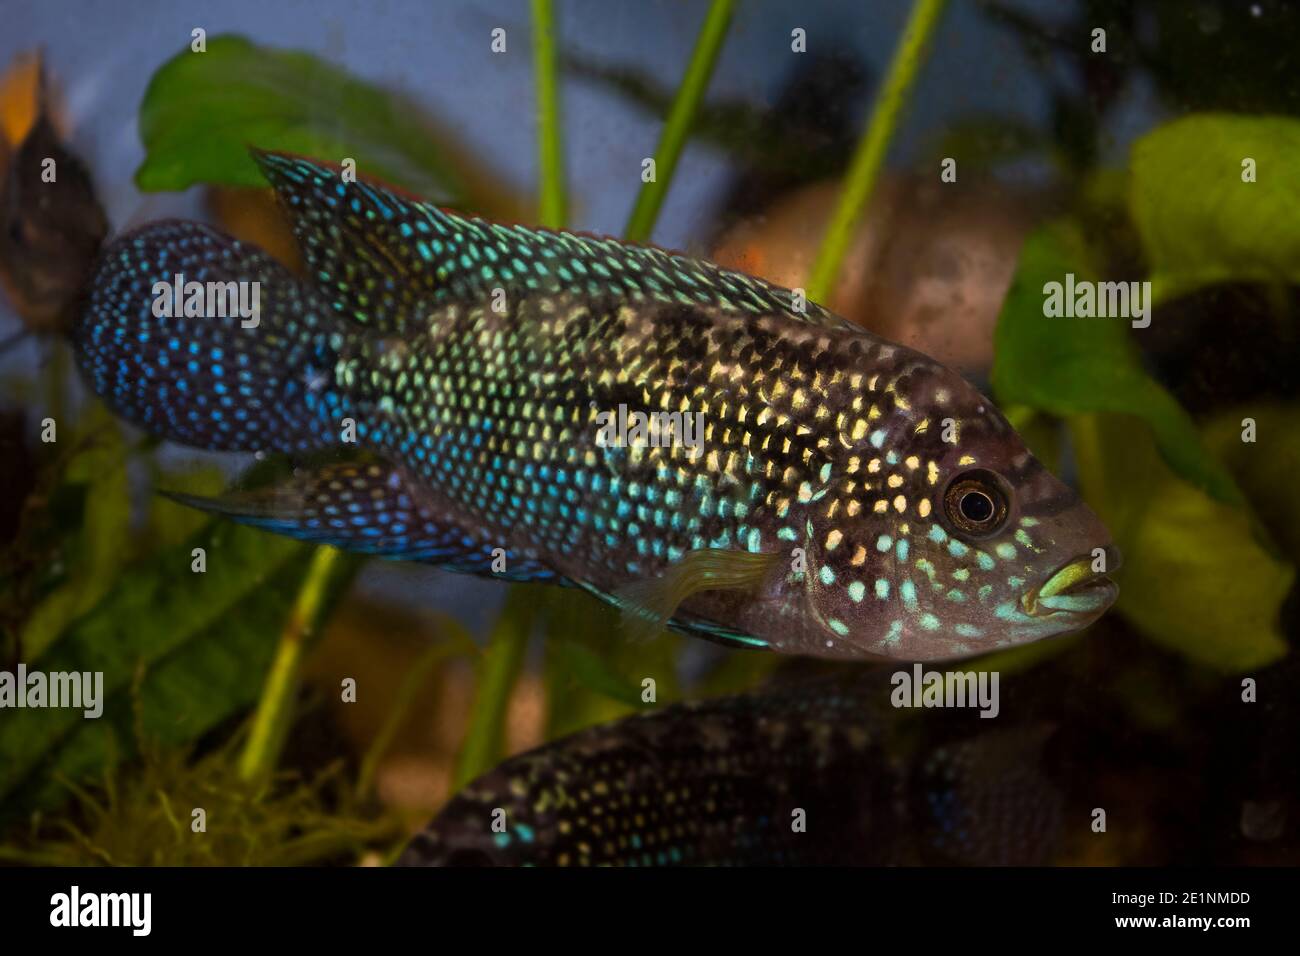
[
  {"xmin": 397, "ymin": 673, "xmax": 1065, "ymax": 867},
  {"xmin": 0, "ymin": 54, "xmax": 108, "ymax": 334},
  {"xmin": 75, "ymin": 151, "xmax": 1117, "ymax": 661}
]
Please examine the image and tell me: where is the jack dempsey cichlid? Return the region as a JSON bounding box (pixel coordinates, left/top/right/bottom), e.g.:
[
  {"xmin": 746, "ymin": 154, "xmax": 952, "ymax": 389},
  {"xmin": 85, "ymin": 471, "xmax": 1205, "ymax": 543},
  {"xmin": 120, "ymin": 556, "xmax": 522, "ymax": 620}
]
[
  {"xmin": 75, "ymin": 151, "xmax": 1118, "ymax": 661},
  {"xmin": 398, "ymin": 672, "xmax": 1065, "ymax": 867}
]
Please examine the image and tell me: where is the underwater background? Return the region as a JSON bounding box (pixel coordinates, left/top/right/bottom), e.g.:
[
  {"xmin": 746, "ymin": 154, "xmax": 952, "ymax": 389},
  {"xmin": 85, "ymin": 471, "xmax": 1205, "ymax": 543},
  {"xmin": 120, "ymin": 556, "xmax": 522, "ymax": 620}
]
[{"xmin": 1, "ymin": 0, "xmax": 1298, "ymax": 865}]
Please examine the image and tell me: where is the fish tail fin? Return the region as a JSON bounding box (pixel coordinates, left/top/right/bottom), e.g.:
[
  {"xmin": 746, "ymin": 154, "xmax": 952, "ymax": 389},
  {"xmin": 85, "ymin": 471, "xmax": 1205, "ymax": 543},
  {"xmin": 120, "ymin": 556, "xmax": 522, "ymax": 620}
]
[{"xmin": 74, "ymin": 220, "xmax": 351, "ymax": 453}]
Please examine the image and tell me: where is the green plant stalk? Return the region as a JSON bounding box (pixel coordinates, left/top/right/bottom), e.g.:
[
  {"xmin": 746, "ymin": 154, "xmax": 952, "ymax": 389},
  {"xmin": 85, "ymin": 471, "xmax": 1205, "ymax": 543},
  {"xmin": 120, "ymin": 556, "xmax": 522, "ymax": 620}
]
[
  {"xmin": 806, "ymin": 0, "xmax": 948, "ymax": 305},
  {"xmin": 453, "ymin": 585, "xmax": 538, "ymax": 790},
  {"xmin": 355, "ymin": 620, "xmax": 478, "ymax": 801},
  {"xmin": 455, "ymin": 0, "xmax": 728, "ymax": 794},
  {"xmin": 444, "ymin": 0, "xmax": 570, "ymax": 801},
  {"xmin": 0, "ymin": 845, "xmax": 83, "ymax": 865},
  {"xmin": 623, "ymin": 0, "xmax": 735, "ymax": 243},
  {"xmin": 531, "ymin": 0, "xmax": 567, "ymax": 228},
  {"xmin": 237, "ymin": 546, "xmax": 355, "ymax": 784}
]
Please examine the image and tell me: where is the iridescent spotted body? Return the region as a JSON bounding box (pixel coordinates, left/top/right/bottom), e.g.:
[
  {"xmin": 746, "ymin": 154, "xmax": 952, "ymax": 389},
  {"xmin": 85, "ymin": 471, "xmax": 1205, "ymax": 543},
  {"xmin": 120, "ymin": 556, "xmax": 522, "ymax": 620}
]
[
  {"xmin": 76, "ymin": 151, "xmax": 1117, "ymax": 661},
  {"xmin": 397, "ymin": 674, "xmax": 1065, "ymax": 867}
]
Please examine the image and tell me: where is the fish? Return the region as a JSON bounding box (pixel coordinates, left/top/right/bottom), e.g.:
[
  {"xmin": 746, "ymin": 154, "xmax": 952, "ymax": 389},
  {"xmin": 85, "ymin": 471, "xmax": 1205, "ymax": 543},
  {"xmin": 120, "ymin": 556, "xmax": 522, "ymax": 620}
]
[
  {"xmin": 396, "ymin": 672, "xmax": 1065, "ymax": 866},
  {"xmin": 74, "ymin": 150, "xmax": 1118, "ymax": 661},
  {"xmin": 0, "ymin": 53, "xmax": 108, "ymax": 334}
]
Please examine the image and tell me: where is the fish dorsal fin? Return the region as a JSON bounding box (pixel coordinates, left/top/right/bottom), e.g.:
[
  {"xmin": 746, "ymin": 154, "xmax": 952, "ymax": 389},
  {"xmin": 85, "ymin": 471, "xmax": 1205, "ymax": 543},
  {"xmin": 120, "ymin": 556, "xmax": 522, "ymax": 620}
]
[{"xmin": 253, "ymin": 150, "xmax": 856, "ymax": 334}]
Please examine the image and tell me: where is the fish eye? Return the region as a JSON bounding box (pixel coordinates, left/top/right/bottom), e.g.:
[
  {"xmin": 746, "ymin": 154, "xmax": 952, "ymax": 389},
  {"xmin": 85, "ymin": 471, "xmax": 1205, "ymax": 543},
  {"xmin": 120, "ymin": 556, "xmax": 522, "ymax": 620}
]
[{"xmin": 943, "ymin": 469, "xmax": 1009, "ymax": 537}]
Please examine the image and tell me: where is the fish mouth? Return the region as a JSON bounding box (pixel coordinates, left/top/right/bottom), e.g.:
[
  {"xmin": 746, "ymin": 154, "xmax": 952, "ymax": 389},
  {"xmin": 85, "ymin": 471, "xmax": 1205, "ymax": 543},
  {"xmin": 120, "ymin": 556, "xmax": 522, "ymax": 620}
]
[{"xmin": 1021, "ymin": 547, "xmax": 1121, "ymax": 619}]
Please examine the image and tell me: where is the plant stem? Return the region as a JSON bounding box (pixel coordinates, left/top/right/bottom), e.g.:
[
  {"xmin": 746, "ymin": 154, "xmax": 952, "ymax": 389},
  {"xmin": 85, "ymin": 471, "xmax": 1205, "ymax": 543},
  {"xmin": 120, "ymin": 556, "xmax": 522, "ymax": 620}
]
[
  {"xmin": 0, "ymin": 845, "xmax": 82, "ymax": 866},
  {"xmin": 238, "ymin": 546, "xmax": 356, "ymax": 785},
  {"xmin": 806, "ymin": 0, "xmax": 948, "ymax": 305},
  {"xmin": 453, "ymin": 585, "xmax": 538, "ymax": 790},
  {"xmin": 444, "ymin": 0, "xmax": 569, "ymax": 800},
  {"xmin": 531, "ymin": 0, "xmax": 567, "ymax": 228},
  {"xmin": 355, "ymin": 619, "xmax": 477, "ymax": 802},
  {"xmin": 623, "ymin": 0, "xmax": 735, "ymax": 243}
]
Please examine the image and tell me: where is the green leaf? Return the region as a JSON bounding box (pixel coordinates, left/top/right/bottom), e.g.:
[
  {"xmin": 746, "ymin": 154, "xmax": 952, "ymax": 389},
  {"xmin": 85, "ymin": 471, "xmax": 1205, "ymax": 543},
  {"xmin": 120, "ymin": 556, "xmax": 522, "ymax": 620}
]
[
  {"xmin": 692, "ymin": 646, "xmax": 781, "ymax": 698},
  {"xmin": 553, "ymin": 641, "xmax": 646, "ymax": 709},
  {"xmin": 143, "ymin": 464, "xmax": 227, "ymax": 550},
  {"xmin": 992, "ymin": 223, "xmax": 1241, "ymax": 503},
  {"xmin": 452, "ymin": 584, "xmax": 536, "ymax": 790},
  {"xmin": 20, "ymin": 408, "xmax": 132, "ymax": 661},
  {"xmin": 1202, "ymin": 404, "xmax": 1300, "ymax": 564},
  {"xmin": 0, "ymin": 523, "xmax": 312, "ymax": 817},
  {"xmin": 135, "ymin": 34, "xmax": 470, "ymax": 201},
  {"xmin": 1071, "ymin": 414, "xmax": 1290, "ymax": 673},
  {"xmin": 1130, "ymin": 114, "xmax": 1300, "ymax": 303},
  {"xmin": 539, "ymin": 589, "xmax": 679, "ymax": 741}
]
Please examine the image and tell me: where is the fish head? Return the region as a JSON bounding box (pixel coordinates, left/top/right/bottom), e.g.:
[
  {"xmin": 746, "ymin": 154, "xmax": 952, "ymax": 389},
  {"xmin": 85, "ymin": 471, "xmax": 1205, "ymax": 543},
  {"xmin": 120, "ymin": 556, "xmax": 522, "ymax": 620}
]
[{"xmin": 805, "ymin": 355, "xmax": 1118, "ymax": 660}]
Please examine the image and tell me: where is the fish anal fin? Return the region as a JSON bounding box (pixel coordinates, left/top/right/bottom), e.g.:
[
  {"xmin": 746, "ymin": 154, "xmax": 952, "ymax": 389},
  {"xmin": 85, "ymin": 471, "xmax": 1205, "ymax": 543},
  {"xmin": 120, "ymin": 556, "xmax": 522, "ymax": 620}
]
[{"xmin": 163, "ymin": 459, "xmax": 559, "ymax": 582}]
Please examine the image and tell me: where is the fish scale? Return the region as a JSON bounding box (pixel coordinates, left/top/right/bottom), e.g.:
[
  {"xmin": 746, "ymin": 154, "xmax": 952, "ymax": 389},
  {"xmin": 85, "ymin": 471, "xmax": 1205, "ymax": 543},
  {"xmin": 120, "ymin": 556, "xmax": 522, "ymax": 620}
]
[
  {"xmin": 261, "ymin": 150, "xmax": 849, "ymax": 333},
  {"xmin": 358, "ymin": 298, "xmax": 827, "ymax": 574},
  {"xmin": 75, "ymin": 150, "xmax": 1117, "ymax": 661},
  {"xmin": 397, "ymin": 674, "xmax": 1065, "ymax": 867}
]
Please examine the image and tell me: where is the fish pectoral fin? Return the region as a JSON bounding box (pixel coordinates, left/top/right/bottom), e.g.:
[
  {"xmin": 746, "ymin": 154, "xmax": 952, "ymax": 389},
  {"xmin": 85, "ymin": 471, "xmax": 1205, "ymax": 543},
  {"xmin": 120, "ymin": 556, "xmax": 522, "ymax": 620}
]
[
  {"xmin": 612, "ymin": 549, "xmax": 782, "ymax": 644},
  {"xmin": 164, "ymin": 459, "xmax": 556, "ymax": 582}
]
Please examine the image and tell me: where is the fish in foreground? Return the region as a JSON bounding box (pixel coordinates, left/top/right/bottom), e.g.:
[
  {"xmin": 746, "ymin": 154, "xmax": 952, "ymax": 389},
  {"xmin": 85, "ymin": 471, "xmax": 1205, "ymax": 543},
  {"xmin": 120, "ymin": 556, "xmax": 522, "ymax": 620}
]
[
  {"xmin": 75, "ymin": 150, "xmax": 1117, "ymax": 661},
  {"xmin": 398, "ymin": 674, "xmax": 1064, "ymax": 866}
]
